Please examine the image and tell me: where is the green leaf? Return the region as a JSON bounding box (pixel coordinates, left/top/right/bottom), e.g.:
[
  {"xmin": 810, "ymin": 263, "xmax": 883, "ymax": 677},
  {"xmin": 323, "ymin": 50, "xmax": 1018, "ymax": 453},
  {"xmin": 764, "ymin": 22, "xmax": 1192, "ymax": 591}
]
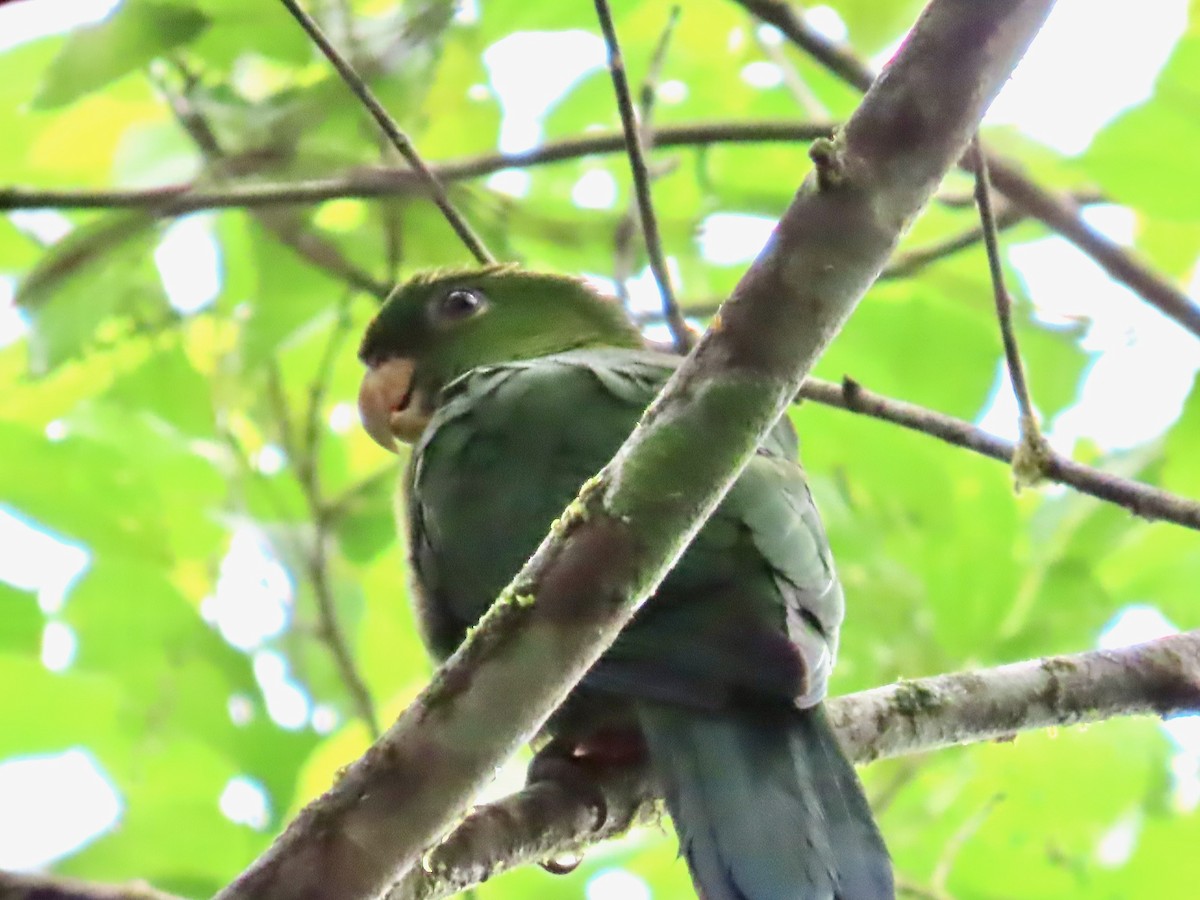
[
  {"xmin": 1082, "ymin": 28, "xmax": 1200, "ymax": 219},
  {"xmin": 0, "ymin": 583, "xmax": 42, "ymax": 656},
  {"xmin": 882, "ymin": 718, "xmax": 1173, "ymax": 897},
  {"xmin": 17, "ymin": 211, "xmax": 169, "ymax": 374},
  {"xmin": 35, "ymin": 0, "xmax": 210, "ymax": 109},
  {"xmin": 236, "ymin": 219, "xmax": 346, "ymax": 367},
  {"xmin": 0, "ymin": 654, "xmax": 125, "ymax": 757},
  {"xmin": 104, "ymin": 340, "xmax": 216, "ymax": 438},
  {"xmin": 57, "ymin": 738, "xmax": 265, "ymax": 894},
  {"xmin": 816, "ymin": 275, "xmax": 1000, "ymax": 419},
  {"xmin": 0, "ymin": 410, "xmax": 224, "ymax": 562},
  {"xmin": 189, "ymin": 0, "xmax": 313, "ymax": 65},
  {"xmin": 0, "ymin": 215, "xmax": 42, "ymax": 270},
  {"xmin": 1012, "ymin": 305, "xmax": 1090, "ymax": 420},
  {"xmin": 1162, "ymin": 372, "xmax": 1200, "ymax": 496}
]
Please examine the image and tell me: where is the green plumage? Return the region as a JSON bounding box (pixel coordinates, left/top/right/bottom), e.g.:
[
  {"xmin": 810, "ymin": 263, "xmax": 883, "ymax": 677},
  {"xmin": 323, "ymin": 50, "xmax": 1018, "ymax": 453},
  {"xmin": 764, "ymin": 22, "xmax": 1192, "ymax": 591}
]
[
  {"xmin": 360, "ymin": 268, "xmax": 893, "ymax": 900},
  {"xmin": 407, "ymin": 348, "xmax": 835, "ymax": 708}
]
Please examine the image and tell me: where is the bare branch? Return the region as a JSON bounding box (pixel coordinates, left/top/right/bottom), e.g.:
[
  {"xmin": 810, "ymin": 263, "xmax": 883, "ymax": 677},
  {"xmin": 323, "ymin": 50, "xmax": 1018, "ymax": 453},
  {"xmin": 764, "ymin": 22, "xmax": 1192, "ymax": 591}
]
[
  {"xmin": 276, "ymin": 0, "xmax": 494, "ymax": 264},
  {"xmin": 983, "ymin": 155, "xmax": 1200, "ymax": 338},
  {"xmin": 387, "ymin": 764, "xmax": 659, "ymax": 900},
  {"xmin": 733, "ymin": 0, "xmax": 1200, "ymax": 340},
  {"xmin": 0, "ymin": 121, "xmax": 836, "ymax": 215},
  {"xmin": 300, "ymin": 305, "xmax": 382, "ymax": 738},
  {"xmin": 801, "ymin": 376, "xmax": 1200, "ymax": 531},
  {"xmin": 390, "ymin": 630, "xmax": 1200, "ymax": 900},
  {"xmin": 594, "ymin": 0, "xmax": 690, "ymax": 351},
  {"xmin": 881, "ymin": 203, "xmax": 1028, "ymax": 280},
  {"xmin": 971, "ymin": 137, "xmax": 1050, "ymax": 489},
  {"xmin": 216, "ymin": 4, "xmax": 1054, "ymax": 898},
  {"xmin": 613, "ymin": 6, "xmax": 681, "ymax": 308},
  {"xmin": 0, "ymin": 871, "xmax": 180, "ymax": 900},
  {"xmin": 753, "ymin": 22, "xmax": 829, "ymax": 118}
]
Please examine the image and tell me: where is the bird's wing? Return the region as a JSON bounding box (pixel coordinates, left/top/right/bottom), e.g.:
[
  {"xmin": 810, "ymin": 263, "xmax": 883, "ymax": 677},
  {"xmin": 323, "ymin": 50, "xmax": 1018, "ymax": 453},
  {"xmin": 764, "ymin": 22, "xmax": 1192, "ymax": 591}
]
[{"xmin": 406, "ymin": 347, "xmax": 842, "ymax": 708}]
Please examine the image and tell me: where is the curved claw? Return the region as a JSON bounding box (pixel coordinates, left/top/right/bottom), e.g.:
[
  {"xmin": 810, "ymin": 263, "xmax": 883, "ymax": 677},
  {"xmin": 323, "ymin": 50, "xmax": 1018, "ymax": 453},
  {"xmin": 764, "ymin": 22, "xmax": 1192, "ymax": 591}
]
[{"xmin": 527, "ymin": 751, "xmax": 610, "ymax": 834}]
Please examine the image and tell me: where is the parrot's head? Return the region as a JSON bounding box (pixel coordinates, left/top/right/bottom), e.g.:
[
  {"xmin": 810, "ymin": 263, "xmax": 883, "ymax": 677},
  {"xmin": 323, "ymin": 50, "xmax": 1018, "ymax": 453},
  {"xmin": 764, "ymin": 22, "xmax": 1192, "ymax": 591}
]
[{"xmin": 357, "ymin": 265, "xmax": 643, "ymax": 450}]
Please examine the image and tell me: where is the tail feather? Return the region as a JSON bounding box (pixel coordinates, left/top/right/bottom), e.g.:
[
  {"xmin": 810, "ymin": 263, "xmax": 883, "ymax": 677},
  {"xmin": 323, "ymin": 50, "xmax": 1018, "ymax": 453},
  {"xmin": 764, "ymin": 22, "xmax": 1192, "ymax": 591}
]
[{"xmin": 636, "ymin": 702, "xmax": 893, "ymax": 900}]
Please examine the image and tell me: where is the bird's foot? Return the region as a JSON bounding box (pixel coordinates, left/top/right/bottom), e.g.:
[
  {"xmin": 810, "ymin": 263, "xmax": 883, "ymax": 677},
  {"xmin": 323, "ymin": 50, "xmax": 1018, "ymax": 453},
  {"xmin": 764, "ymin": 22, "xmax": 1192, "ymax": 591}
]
[{"xmin": 527, "ymin": 730, "xmax": 646, "ymax": 875}]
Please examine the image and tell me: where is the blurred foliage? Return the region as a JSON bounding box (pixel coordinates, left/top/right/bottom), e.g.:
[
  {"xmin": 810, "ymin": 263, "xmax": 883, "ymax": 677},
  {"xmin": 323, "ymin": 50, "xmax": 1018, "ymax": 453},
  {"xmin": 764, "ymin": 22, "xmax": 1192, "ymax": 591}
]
[{"xmin": 0, "ymin": 0, "xmax": 1198, "ymax": 898}]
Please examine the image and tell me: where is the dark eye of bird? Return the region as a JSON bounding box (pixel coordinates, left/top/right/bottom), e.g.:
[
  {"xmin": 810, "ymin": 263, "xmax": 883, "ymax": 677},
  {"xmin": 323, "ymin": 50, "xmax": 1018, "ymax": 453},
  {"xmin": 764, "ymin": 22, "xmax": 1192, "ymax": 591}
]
[{"xmin": 436, "ymin": 288, "xmax": 486, "ymax": 322}]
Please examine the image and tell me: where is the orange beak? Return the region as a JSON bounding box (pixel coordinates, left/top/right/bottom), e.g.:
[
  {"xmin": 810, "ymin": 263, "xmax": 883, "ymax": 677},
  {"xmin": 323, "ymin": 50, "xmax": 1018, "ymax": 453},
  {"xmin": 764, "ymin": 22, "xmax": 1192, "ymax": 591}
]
[{"xmin": 357, "ymin": 357, "xmax": 429, "ymax": 451}]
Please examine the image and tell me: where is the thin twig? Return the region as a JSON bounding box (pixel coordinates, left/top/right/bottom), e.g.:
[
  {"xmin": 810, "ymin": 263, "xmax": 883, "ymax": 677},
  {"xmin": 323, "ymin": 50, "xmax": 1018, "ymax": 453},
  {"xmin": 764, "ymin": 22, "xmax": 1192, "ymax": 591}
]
[
  {"xmin": 881, "ymin": 204, "xmax": 1029, "ymax": 280},
  {"xmin": 983, "ymin": 155, "xmax": 1200, "ymax": 339},
  {"xmin": 276, "ymin": 0, "xmax": 493, "ymax": 264},
  {"xmin": 290, "ymin": 311, "xmax": 382, "ymax": 739},
  {"xmin": 594, "ymin": 0, "xmax": 691, "ymax": 352},
  {"xmin": 669, "ymin": 204, "xmax": 1043, "ymax": 319},
  {"xmin": 753, "ymin": 22, "xmax": 829, "ymax": 119},
  {"xmin": 269, "ymin": 223, "xmax": 391, "ymax": 298},
  {"xmin": 971, "ymin": 137, "xmax": 1050, "ymax": 489},
  {"xmin": 0, "ymin": 159, "xmax": 1102, "ymax": 220},
  {"xmin": 973, "ymin": 139, "xmax": 1036, "ymax": 426},
  {"xmin": 932, "ymin": 793, "xmax": 1004, "ymax": 893},
  {"xmin": 867, "ymin": 757, "xmax": 926, "ymax": 815},
  {"xmin": 732, "ymin": 0, "xmax": 1200, "ymax": 341},
  {"xmin": 305, "ymin": 527, "xmax": 381, "ymax": 737},
  {"xmin": 801, "ymin": 376, "xmax": 1200, "ymax": 531},
  {"xmin": 613, "ymin": 6, "xmax": 680, "ymax": 309},
  {"xmin": 896, "ymin": 877, "xmax": 952, "ymax": 900},
  {"xmin": 326, "ymin": 466, "xmax": 395, "ymax": 522},
  {"xmin": 0, "ymin": 121, "xmax": 837, "ymax": 214},
  {"xmin": 264, "ymin": 359, "xmax": 380, "ymax": 738},
  {"xmin": 639, "ymin": 6, "xmax": 681, "ymax": 125}
]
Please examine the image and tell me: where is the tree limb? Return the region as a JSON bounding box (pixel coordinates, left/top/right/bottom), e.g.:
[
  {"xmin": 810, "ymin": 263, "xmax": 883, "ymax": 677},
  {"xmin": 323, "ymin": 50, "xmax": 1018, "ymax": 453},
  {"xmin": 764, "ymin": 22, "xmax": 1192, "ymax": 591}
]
[
  {"xmin": 800, "ymin": 376, "xmax": 1200, "ymax": 530},
  {"xmin": 733, "ymin": 0, "xmax": 1200, "ymax": 340},
  {"xmin": 0, "ymin": 122, "xmax": 836, "ymax": 214},
  {"xmin": 594, "ymin": 0, "xmax": 689, "ymax": 352},
  {"xmin": 390, "ymin": 630, "xmax": 1200, "ymax": 900},
  {"xmin": 970, "ymin": 138, "xmax": 1051, "ymax": 489},
  {"xmin": 214, "ymin": 3, "xmax": 1054, "ymax": 898}
]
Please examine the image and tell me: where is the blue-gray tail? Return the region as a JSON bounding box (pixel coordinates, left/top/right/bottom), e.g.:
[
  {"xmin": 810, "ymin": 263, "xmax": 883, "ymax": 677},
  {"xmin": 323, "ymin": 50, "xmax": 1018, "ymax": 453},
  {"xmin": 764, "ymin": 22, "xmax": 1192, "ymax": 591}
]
[{"xmin": 636, "ymin": 701, "xmax": 893, "ymax": 900}]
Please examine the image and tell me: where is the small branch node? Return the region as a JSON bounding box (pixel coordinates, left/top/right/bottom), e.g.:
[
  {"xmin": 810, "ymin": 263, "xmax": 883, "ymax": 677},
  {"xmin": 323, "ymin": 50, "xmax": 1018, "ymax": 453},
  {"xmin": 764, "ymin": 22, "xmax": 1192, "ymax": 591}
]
[
  {"xmin": 809, "ymin": 135, "xmax": 847, "ymax": 189},
  {"xmin": 1011, "ymin": 412, "xmax": 1052, "ymax": 491}
]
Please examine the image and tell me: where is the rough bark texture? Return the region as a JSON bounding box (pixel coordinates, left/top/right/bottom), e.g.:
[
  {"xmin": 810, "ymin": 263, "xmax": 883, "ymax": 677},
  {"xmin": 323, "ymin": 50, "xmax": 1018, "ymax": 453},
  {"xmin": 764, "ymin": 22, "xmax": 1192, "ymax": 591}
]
[{"xmin": 216, "ymin": 3, "xmax": 1056, "ymax": 898}]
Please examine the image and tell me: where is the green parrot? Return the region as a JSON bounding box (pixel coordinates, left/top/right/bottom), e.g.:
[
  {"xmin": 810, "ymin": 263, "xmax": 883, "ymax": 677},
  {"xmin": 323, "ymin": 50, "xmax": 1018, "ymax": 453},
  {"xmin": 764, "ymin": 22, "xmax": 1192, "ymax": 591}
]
[{"xmin": 357, "ymin": 265, "xmax": 893, "ymax": 900}]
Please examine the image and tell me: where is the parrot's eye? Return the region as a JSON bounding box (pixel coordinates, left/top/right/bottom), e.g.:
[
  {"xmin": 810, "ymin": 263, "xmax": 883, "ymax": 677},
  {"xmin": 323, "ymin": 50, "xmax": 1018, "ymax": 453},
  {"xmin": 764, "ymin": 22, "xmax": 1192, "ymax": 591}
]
[{"xmin": 434, "ymin": 288, "xmax": 487, "ymax": 323}]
